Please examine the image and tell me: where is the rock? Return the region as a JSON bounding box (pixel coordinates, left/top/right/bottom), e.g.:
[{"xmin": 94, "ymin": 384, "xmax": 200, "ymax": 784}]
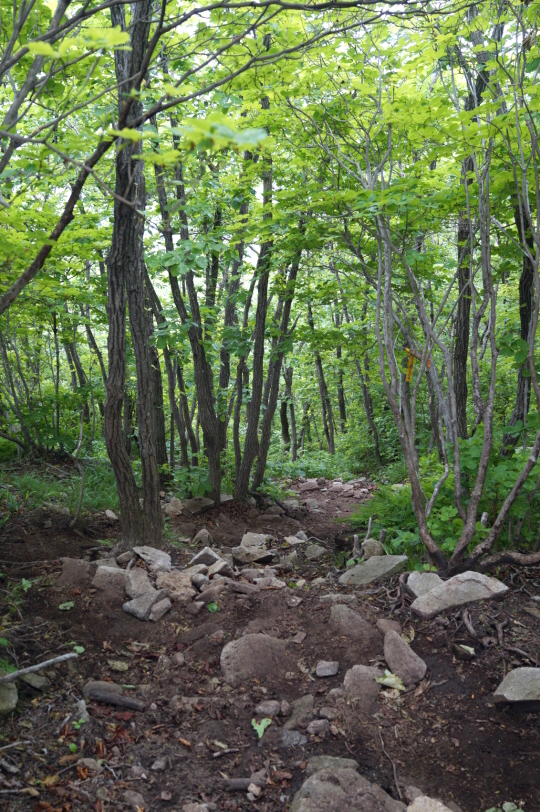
[
  {"xmin": 241, "ymin": 532, "xmax": 270, "ymax": 549},
  {"xmin": 91, "ymin": 566, "xmax": 127, "ymax": 599},
  {"xmin": 290, "ymin": 767, "xmax": 406, "ymax": 812},
  {"xmin": 319, "ymin": 706, "xmax": 340, "ymax": 720},
  {"xmin": 283, "ymin": 498, "xmax": 300, "ymax": 508},
  {"xmin": 104, "ymin": 509, "xmax": 118, "ymax": 521},
  {"xmin": 198, "ymin": 583, "xmax": 227, "ymax": 604},
  {"xmin": 343, "ymin": 665, "xmax": 382, "ymax": 713},
  {"xmin": 193, "ymin": 528, "xmax": 213, "ymax": 546},
  {"xmin": 133, "ymin": 546, "xmax": 171, "ymax": 574},
  {"xmin": 281, "ymin": 699, "xmax": 292, "ymax": 716},
  {"xmin": 285, "ymin": 535, "xmax": 306, "ymax": 546},
  {"xmin": 284, "ymin": 694, "xmax": 314, "ymax": 730},
  {"xmin": 220, "ymin": 493, "xmax": 234, "ymax": 503},
  {"xmin": 305, "ymin": 498, "xmax": 322, "ymax": 511},
  {"xmin": 493, "ymin": 667, "xmax": 540, "ymax": 704},
  {"xmin": 284, "ymin": 551, "xmax": 299, "ymax": 567},
  {"xmin": 319, "ymin": 593, "xmax": 356, "ymax": 605},
  {"xmin": 255, "ymin": 700, "xmax": 281, "ymax": 717},
  {"xmin": 384, "ymin": 631, "xmax": 427, "ymax": 686},
  {"xmin": 176, "ymin": 522, "xmax": 196, "ymax": 539},
  {"xmin": 361, "ymin": 538, "xmax": 386, "ymax": 559},
  {"xmin": 307, "ymin": 719, "xmax": 330, "ymax": 735},
  {"xmin": 96, "ymin": 557, "xmax": 119, "ymax": 568},
  {"xmin": 329, "ymin": 605, "xmax": 382, "ymax": 651},
  {"xmin": 411, "ymin": 572, "xmax": 509, "ymax": 619},
  {"xmin": 124, "ymin": 790, "xmax": 146, "ymax": 810},
  {"xmin": 232, "ymin": 546, "xmax": 277, "ymax": 566},
  {"xmin": 172, "ymin": 652, "xmax": 185, "ymax": 667},
  {"xmin": 117, "ymin": 550, "xmax": 135, "ymax": 565},
  {"xmin": 191, "ymin": 573, "xmax": 210, "ymax": 590},
  {"xmin": 316, "ymin": 660, "xmax": 339, "ymax": 678},
  {"xmin": 83, "ymin": 680, "xmax": 123, "ymax": 700},
  {"xmin": 125, "ymin": 568, "xmax": 153, "ymax": 599},
  {"xmin": 306, "ymin": 756, "xmax": 358, "ymax": 777},
  {"xmin": 296, "ymin": 531, "xmax": 308, "ymax": 540},
  {"xmin": 186, "ymin": 601, "xmax": 204, "ymax": 616},
  {"xmin": 207, "ymin": 559, "xmax": 233, "ymax": 579},
  {"xmin": 281, "ymin": 730, "xmax": 308, "ymax": 747},
  {"xmin": 265, "ymin": 505, "xmax": 284, "ymax": 516},
  {"xmin": 0, "ymin": 683, "xmax": 18, "ymax": 715},
  {"xmin": 184, "ymin": 496, "xmax": 214, "ymax": 515},
  {"xmin": 123, "ymin": 589, "xmax": 168, "ymax": 620},
  {"xmin": 187, "ymin": 564, "xmax": 209, "ymax": 576},
  {"xmin": 376, "ymin": 618, "xmax": 402, "ymax": 635},
  {"xmin": 407, "ymin": 571, "xmax": 444, "ymax": 598},
  {"xmin": 189, "ymin": 547, "xmax": 222, "ymax": 567},
  {"xmin": 299, "ymin": 479, "xmax": 319, "ymax": 493},
  {"xmin": 221, "ymin": 634, "xmax": 287, "ymax": 687},
  {"xmin": 407, "ymin": 799, "xmax": 454, "ymax": 812},
  {"xmin": 151, "ymin": 756, "xmax": 167, "ymax": 771},
  {"xmin": 331, "ymin": 481, "xmax": 344, "ymax": 492},
  {"xmin": 156, "ymin": 571, "xmax": 196, "ymax": 603},
  {"xmin": 21, "ymin": 673, "xmax": 48, "ymax": 690},
  {"xmin": 164, "ymin": 497, "xmax": 184, "ymax": 517},
  {"xmin": 75, "ymin": 699, "xmax": 90, "ymax": 723},
  {"xmin": 57, "ymin": 558, "xmax": 93, "ymax": 587},
  {"xmin": 149, "ymin": 597, "xmax": 172, "ymax": 621},
  {"xmin": 254, "ymin": 576, "xmax": 287, "ymax": 589},
  {"xmin": 306, "ymin": 544, "xmax": 326, "ymax": 560},
  {"xmin": 339, "ymin": 555, "xmax": 408, "ymax": 586}
]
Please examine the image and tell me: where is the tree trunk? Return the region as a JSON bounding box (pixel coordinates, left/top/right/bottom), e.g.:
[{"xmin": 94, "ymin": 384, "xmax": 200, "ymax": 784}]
[
  {"xmin": 280, "ymin": 400, "xmax": 290, "ymax": 449},
  {"xmin": 307, "ymin": 302, "xmax": 335, "ymax": 455},
  {"xmin": 334, "ymin": 309, "xmax": 347, "ymax": 433},
  {"xmin": 453, "ymin": 213, "xmax": 472, "ymax": 440},
  {"xmin": 283, "ymin": 365, "xmax": 298, "ymax": 461}
]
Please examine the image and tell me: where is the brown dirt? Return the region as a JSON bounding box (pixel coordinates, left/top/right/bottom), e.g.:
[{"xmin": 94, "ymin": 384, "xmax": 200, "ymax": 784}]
[{"xmin": 0, "ymin": 484, "xmax": 538, "ymax": 812}]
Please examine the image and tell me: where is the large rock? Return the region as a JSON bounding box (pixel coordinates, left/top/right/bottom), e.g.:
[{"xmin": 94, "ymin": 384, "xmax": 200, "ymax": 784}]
[
  {"xmin": 306, "ymin": 544, "xmax": 326, "ymax": 560},
  {"xmin": 149, "ymin": 597, "xmax": 172, "ymax": 621},
  {"xmin": 232, "ymin": 546, "xmax": 277, "ymax": 566},
  {"xmin": 183, "ymin": 496, "xmax": 214, "ymax": 515},
  {"xmin": 241, "ymin": 532, "xmax": 270, "ymax": 549},
  {"xmin": 407, "ymin": 799, "xmax": 454, "ymax": 812},
  {"xmin": 125, "ymin": 568, "xmax": 153, "ymax": 599},
  {"xmin": 306, "ymin": 756, "xmax": 358, "ymax": 777},
  {"xmin": 0, "ymin": 683, "xmax": 18, "ymax": 716},
  {"xmin": 123, "ymin": 589, "xmax": 168, "ymax": 620},
  {"xmin": 299, "ymin": 479, "xmax": 319, "ymax": 493},
  {"xmin": 164, "ymin": 497, "xmax": 183, "ymax": 517},
  {"xmin": 493, "ymin": 667, "xmax": 540, "ymax": 704},
  {"xmin": 91, "ymin": 566, "xmax": 127, "ymax": 599},
  {"xmin": 329, "ymin": 605, "xmax": 382, "ymax": 652},
  {"xmin": 339, "ymin": 555, "xmax": 408, "ymax": 586},
  {"xmin": 192, "ymin": 528, "xmax": 213, "ymax": 546},
  {"xmin": 285, "ymin": 535, "xmax": 307, "ymax": 546},
  {"xmin": 410, "ymin": 572, "xmax": 508, "ymax": 619},
  {"xmin": 384, "ymin": 631, "xmax": 426, "ymax": 686},
  {"xmin": 57, "ymin": 558, "xmax": 93, "ymax": 586},
  {"xmin": 220, "ymin": 633, "xmax": 287, "ymax": 687},
  {"xmin": 407, "ymin": 571, "xmax": 443, "ymax": 598},
  {"xmin": 290, "ymin": 767, "xmax": 406, "ymax": 812},
  {"xmin": 189, "ymin": 547, "xmax": 222, "ymax": 567},
  {"xmin": 361, "ymin": 538, "xmax": 385, "ymax": 559},
  {"xmin": 133, "ymin": 546, "xmax": 171, "ymax": 574},
  {"xmin": 156, "ymin": 571, "xmax": 196, "ymax": 603},
  {"xmin": 343, "ymin": 665, "xmax": 382, "ymax": 713}
]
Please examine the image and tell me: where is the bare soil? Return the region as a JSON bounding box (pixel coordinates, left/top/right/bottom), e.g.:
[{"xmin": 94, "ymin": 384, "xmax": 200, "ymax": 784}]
[{"xmin": 0, "ymin": 483, "xmax": 538, "ymax": 812}]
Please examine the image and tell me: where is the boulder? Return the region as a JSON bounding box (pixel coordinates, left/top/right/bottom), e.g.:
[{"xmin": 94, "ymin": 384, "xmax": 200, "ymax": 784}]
[
  {"xmin": 125, "ymin": 568, "xmax": 153, "ymax": 599},
  {"xmin": 339, "ymin": 555, "xmax": 408, "ymax": 586},
  {"xmin": 91, "ymin": 566, "xmax": 127, "ymax": 599},
  {"xmin": 0, "ymin": 683, "xmax": 18, "ymax": 716},
  {"xmin": 220, "ymin": 633, "xmax": 287, "ymax": 687},
  {"xmin": 164, "ymin": 497, "xmax": 184, "ymax": 517},
  {"xmin": 329, "ymin": 605, "xmax": 382, "ymax": 652},
  {"xmin": 149, "ymin": 597, "xmax": 172, "ymax": 621},
  {"xmin": 289, "ymin": 767, "xmax": 406, "ymax": 812},
  {"xmin": 299, "ymin": 479, "xmax": 319, "ymax": 493},
  {"xmin": 156, "ymin": 571, "xmax": 196, "ymax": 602},
  {"xmin": 383, "ymin": 631, "xmax": 427, "ymax": 686},
  {"xmin": 193, "ymin": 528, "xmax": 213, "ymax": 546},
  {"xmin": 220, "ymin": 493, "xmax": 234, "ymax": 503},
  {"xmin": 241, "ymin": 532, "xmax": 270, "ymax": 549},
  {"xmin": 232, "ymin": 546, "xmax": 277, "ymax": 566},
  {"xmin": 376, "ymin": 618, "xmax": 401, "ymax": 635},
  {"xmin": 133, "ymin": 546, "xmax": 171, "ymax": 574},
  {"xmin": 361, "ymin": 538, "xmax": 385, "ymax": 559},
  {"xmin": 411, "ymin": 572, "xmax": 509, "ymax": 619},
  {"xmin": 183, "ymin": 496, "xmax": 214, "ymax": 515},
  {"xmin": 57, "ymin": 558, "xmax": 93, "ymax": 587},
  {"xmin": 189, "ymin": 547, "xmax": 222, "ymax": 567},
  {"xmin": 306, "ymin": 756, "xmax": 358, "ymax": 776},
  {"xmin": 306, "ymin": 544, "xmax": 326, "ymax": 560},
  {"xmin": 207, "ymin": 559, "xmax": 233, "ymax": 579},
  {"xmin": 117, "ymin": 551, "xmax": 135, "ymax": 566},
  {"xmin": 343, "ymin": 665, "xmax": 382, "ymax": 714},
  {"xmin": 123, "ymin": 589, "xmax": 168, "ymax": 620},
  {"xmin": 407, "ymin": 571, "xmax": 443, "ymax": 598},
  {"xmin": 493, "ymin": 667, "xmax": 540, "ymax": 704}
]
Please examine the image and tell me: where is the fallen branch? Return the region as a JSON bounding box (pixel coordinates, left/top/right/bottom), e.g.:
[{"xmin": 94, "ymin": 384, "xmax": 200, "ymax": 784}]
[
  {"xmin": 378, "ymin": 730, "xmax": 402, "ymax": 801},
  {"xmin": 495, "ymin": 620, "xmax": 536, "ymax": 663},
  {"xmin": 224, "ymin": 776, "xmax": 266, "ymax": 791},
  {"xmin": 0, "ymin": 652, "xmax": 77, "ymax": 684},
  {"xmin": 85, "ymin": 690, "xmax": 146, "ymax": 711}
]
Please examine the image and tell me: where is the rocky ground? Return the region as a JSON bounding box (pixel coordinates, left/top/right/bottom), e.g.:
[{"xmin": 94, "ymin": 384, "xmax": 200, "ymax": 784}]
[{"xmin": 0, "ymin": 477, "xmax": 539, "ymax": 812}]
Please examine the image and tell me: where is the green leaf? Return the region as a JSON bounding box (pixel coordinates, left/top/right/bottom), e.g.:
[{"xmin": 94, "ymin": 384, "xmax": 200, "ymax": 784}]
[
  {"xmin": 251, "ymin": 717, "xmax": 272, "ymax": 738},
  {"xmin": 59, "ymin": 601, "xmax": 75, "ymax": 611},
  {"xmin": 0, "ymin": 638, "xmax": 9, "ymax": 647},
  {"xmin": 21, "ymin": 579, "xmax": 32, "ymax": 593},
  {"xmin": 207, "ymin": 602, "xmax": 219, "ymax": 613},
  {"xmin": 73, "ymin": 645, "xmax": 85, "ymax": 654},
  {"xmin": 68, "ymin": 743, "xmax": 77, "ymax": 754},
  {"xmin": 375, "ymin": 670, "xmax": 406, "ymax": 691}
]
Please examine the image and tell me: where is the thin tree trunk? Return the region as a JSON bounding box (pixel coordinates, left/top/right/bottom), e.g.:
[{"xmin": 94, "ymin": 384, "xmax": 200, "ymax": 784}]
[
  {"xmin": 307, "ymin": 302, "xmax": 335, "ymax": 454},
  {"xmin": 334, "ymin": 309, "xmax": 346, "ymax": 433},
  {"xmin": 283, "ymin": 365, "xmax": 298, "ymax": 461}
]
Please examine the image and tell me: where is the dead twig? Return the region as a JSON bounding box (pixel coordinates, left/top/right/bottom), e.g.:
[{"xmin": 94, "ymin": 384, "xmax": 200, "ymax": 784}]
[
  {"xmin": 379, "ymin": 730, "xmax": 403, "ymax": 800},
  {"xmin": 495, "ymin": 620, "xmax": 536, "ymax": 663},
  {"xmin": 0, "ymin": 652, "xmax": 77, "ymax": 684},
  {"xmin": 462, "ymin": 609, "xmax": 477, "ymax": 638},
  {"xmin": 85, "ymin": 690, "xmax": 145, "ymax": 711}
]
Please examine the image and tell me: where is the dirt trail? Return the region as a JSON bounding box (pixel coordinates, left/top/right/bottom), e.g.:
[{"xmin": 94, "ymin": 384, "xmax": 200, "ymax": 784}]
[{"xmin": 0, "ymin": 480, "xmax": 539, "ymax": 812}]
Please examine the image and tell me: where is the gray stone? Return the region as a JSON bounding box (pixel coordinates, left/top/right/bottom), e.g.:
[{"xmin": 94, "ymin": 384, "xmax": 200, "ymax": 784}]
[
  {"xmin": 319, "ymin": 594, "xmax": 357, "ymax": 605},
  {"xmin": 316, "ymin": 660, "xmax": 339, "ymax": 678},
  {"xmin": 83, "ymin": 680, "xmax": 123, "ymax": 700},
  {"xmin": 104, "ymin": 509, "xmax": 118, "ymax": 521},
  {"xmin": 172, "ymin": 652, "xmax": 185, "ymax": 667},
  {"xmin": 91, "ymin": 566, "xmax": 127, "ymax": 599},
  {"xmin": 193, "ymin": 528, "xmax": 213, "ymax": 546},
  {"xmin": 306, "ymin": 756, "xmax": 358, "ymax": 777},
  {"xmin": 290, "ymin": 767, "xmax": 406, "ymax": 812},
  {"xmin": 133, "ymin": 546, "xmax": 171, "ymax": 574},
  {"xmin": 220, "ymin": 634, "xmax": 287, "ymax": 687},
  {"xmin": 329, "ymin": 605, "xmax": 382, "ymax": 651},
  {"xmin": 361, "ymin": 538, "xmax": 386, "ymax": 559},
  {"xmin": 280, "ymin": 730, "xmax": 307, "ymax": 747},
  {"xmin": 283, "ymin": 498, "xmax": 300, "ymax": 509},
  {"xmin": 306, "ymin": 544, "xmax": 326, "ymax": 560},
  {"xmin": 0, "ymin": 683, "xmax": 18, "ymax": 715},
  {"xmin": 284, "ymin": 550, "xmax": 299, "ymax": 567},
  {"xmin": 21, "ymin": 673, "xmax": 48, "ymax": 690},
  {"xmin": 220, "ymin": 493, "xmax": 234, "ymax": 503},
  {"xmin": 189, "ymin": 546, "xmax": 222, "ymax": 567},
  {"xmin": 305, "ymin": 498, "xmax": 322, "ymax": 510},
  {"xmin": 265, "ymin": 505, "xmax": 284, "ymax": 516},
  {"xmin": 156, "ymin": 571, "xmax": 196, "ymax": 602},
  {"xmin": 376, "ymin": 618, "xmax": 401, "ymax": 635},
  {"xmin": 117, "ymin": 551, "xmax": 135, "ymax": 566},
  {"xmin": 407, "ymin": 799, "xmax": 454, "ymax": 812},
  {"xmin": 208, "ymin": 559, "xmax": 233, "ymax": 579},
  {"xmin": 198, "ymin": 583, "xmax": 227, "ymax": 605},
  {"xmin": 284, "ymin": 694, "xmax": 314, "ymax": 730},
  {"xmin": 281, "ymin": 700, "xmax": 292, "ymax": 716},
  {"xmin": 343, "ymin": 665, "xmax": 382, "ymax": 714},
  {"xmin": 241, "ymin": 532, "xmax": 270, "ymax": 549},
  {"xmin": 123, "ymin": 589, "xmax": 168, "ymax": 620},
  {"xmin": 232, "ymin": 546, "xmax": 277, "ymax": 566},
  {"xmin": 407, "ymin": 571, "xmax": 444, "ymax": 598},
  {"xmin": 191, "ymin": 573, "xmax": 210, "ymax": 590},
  {"xmin": 493, "ymin": 667, "xmax": 540, "ymax": 703},
  {"xmin": 299, "ymin": 479, "xmax": 319, "ymax": 493},
  {"xmin": 184, "ymin": 496, "xmax": 214, "ymax": 515},
  {"xmin": 319, "ymin": 706, "xmax": 340, "ymax": 720},
  {"xmin": 186, "ymin": 563, "xmax": 209, "ymax": 577},
  {"xmin": 176, "ymin": 522, "xmax": 196, "ymax": 539},
  {"xmin": 237, "ymin": 568, "xmax": 263, "ymax": 582},
  {"xmin": 149, "ymin": 597, "xmax": 172, "ymax": 621},
  {"xmin": 164, "ymin": 496, "xmax": 184, "ymax": 516},
  {"xmin": 296, "ymin": 531, "xmax": 308, "ymax": 541},
  {"xmin": 384, "ymin": 631, "xmax": 427, "ymax": 686},
  {"xmin": 96, "ymin": 557, "xmax": 119, "ymax": 568},
  {"xmin": 411, "ymin": 571, "xmax": 509, "ymax": 619},
  {"xmin": 255, "ymin": 700, "xmax": 281, "ymax": 717},
  {"xmin": 125, "ymin": 568, "xmax": 153, "ymax": 599},
  {"xmin": 339, "ymin": 555, "xmax": 408, "ymax": 586},
  {"xmin": 57, "ymin": 558, "xmax": 93, "ymax": 586},
  {"xmin": 307, "ymin": 719, "xmax": 330, "ymax": 735},
  {"xmin": 330, "ymin": 481, "xmax": 343, "ymax": 492},
  {"xmin": 123, "ymin": 790, "xmax": 146, "ymax": 810},
  {"xmin": 285, "ymin": 535, "xmax": 306, "ymax": 546}
]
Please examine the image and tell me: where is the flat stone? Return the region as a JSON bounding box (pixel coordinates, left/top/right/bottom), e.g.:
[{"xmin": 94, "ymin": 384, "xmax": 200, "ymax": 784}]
[
  {"xmin": 193, "ymin": 528, "xmax": 213, "ymax": 546},
  {"xmin": 407, "ymin": 571, "xmax": 444, "ymax": 598},
  {"xmin": 306, "ymin": 544, "xmax": 326, "ymax": 560},
  {"xmin": 307, "ymin": 719, "xmax": 330, "ymax": 735},
  {"xmin": 361, "ymin": 538, "xmax": 385, "ymax": 559},
  {"xmin": 21, "ymin": 673, "xmax": 48, "ymax": 690},
  {"xmin": 125, "ymin": 568, "xmax": 153, "ymax": 599},
  {"xmin": 255, "ymin": 700, "xmax": 281, "ymax": 717},
  {"xmin": 123, "ymin": 589, "xmax": 168, "ymax": 620},
  {"xmin": 186, "ymin": 564, "xmax": 209, "ymax": 576},
  {"xmin": 208, "ymin": 559, "xmax": 233, "ymax": 579},
  {"xmin": 220, "ymin": 493, "xmax": 234, "ymax": 503},
  {"xmin": 265, "ymin": 505, "xmax": 284, "ymax": 516},
  {"xmin": 319, "ymin": 594, "xmax": 357, "ymax": 605},
  {"xmin": 91, "ymin": 566, "xmax": 127, "ymax": 599},
  {"xmin": 156, "ymin": 571, "xmax": 196, "ymax": 602},
  {"xmin": 220, "ymin": 634, "xmax": 287, "ymax": 687},
  {"xmin": 124, "ymin": 790, "xmax": 146, "ymax": 810},
  {"xmin": 241, "ymin": 532, "xmax": 270, "ymax": 549},
  {"xmin": 232, "ymin": 546, "xmax": 277, "ymax": 566},
  {"xmin": 376, "ymin": 618, "xmax": 402, "ymax": 635},
  {"xmin": 339, "ymin": 555, "xmax": 408, "ymax": 586},
  {"xmin": 183, "ymin": 496, "xmax": 214, "ymax": 515},
  {"xmin": 0, "ymin": 683, "xmax": 18, "ymax": 715},
  {"xmin": 104, "ymin": 509, "xmax": 118, "ymax": 521},
  {"xmin": 306, "ymin": 756, "xmax": 358, "ymax": 777},
  {"xmin": 305, "ymin": 498, "xmax": 322, "ymax": 510},
  {"xmin": 316, "ymin": 660, "xmax": 339, "ymax": 678},
  {"xmin": 57, "ymin": 558, "xmax": 94, "ymax": 586},
  {"xmin": 411, "ymin": 572, "xmax": 509, "ymax": 619},
  {"xmin": 407, "ymin": 799, "xmax": 454, "ymax": 812},
  {"xmin": 284, "ymin": 535, "xmax": 306, "ymax": 546},
  {"xmin": 149, "ymin": 597, "xmax": 172, "ymax": 621},
  {"xmin": 329, "ymin": 605, "xmax": 382, "ymax": 651},
  {"xmin": 280, "ymin": 730, "xmax": 307, "ymax": 747},
  {"xmin": 164, "ymin": 496, "xmax": 184, "ymax": 517},
  {"xmin": 176, "ymin": 522, "xmax": 196, "ymax": 539},
  {"xmin": 96, "ymin": 557, "xmax": 119, "ymax": 568},
  {"xmin": 283, "ymin": 498, "xmax": 300, "ymax": 508},
  {"xmin": 299, "ymin": 479, "xmax": 319, "ymax": 493},
  {"xmin": 133, "ymin": 546, "xmax": 171, "ymax": 574},
  {"xmin": 284, "ymin": 551, "xmax": 299, "ymax": 567},
  {"xmin": 191, "ymin": 573, "xmax": 210, "ymax": 590},
  {"xmin": 493, "ymin": 667, "xmax": 540, "ymax": 703},
  {"xmin": 343, "ymin": 665, "xmax": 382, "ymax": 714},
  {"xmin": 83, "ymin": 680, "xmax": 123, "ymax": 700},
  {"xmin": 117, "ymin": 551, "xmax": 135, "ymax": 565},
  {"xmin": 319, "ymin": 706, "xmax": 340, "ymax": 720},
  {"xmin": 384, "ymin": 631, "xmax": 427, "ymax": 686},
  {"xmin": 290, "ymin": 767, "xmax": 406, "ymax": 812},
  {"xmin": 189, "ymin": 547, "xmax": 222, "ymax": 567},
  {"xmin": 284, "ymin": 694, "xmax": 314, "ymax": 730},
  {"xmin": 330, "ymin": 481, "xmax": 343, "ymax": 492}
]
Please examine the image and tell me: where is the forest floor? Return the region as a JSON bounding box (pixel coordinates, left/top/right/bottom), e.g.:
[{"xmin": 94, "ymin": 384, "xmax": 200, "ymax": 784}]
[{"xmin": 0, "ymin": 477, "xmax": 539, "ymax": 812}]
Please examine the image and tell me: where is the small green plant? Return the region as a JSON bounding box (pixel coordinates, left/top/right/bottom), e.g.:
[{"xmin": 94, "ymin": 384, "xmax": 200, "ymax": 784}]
[
  {"xmin": 207, "ymin": 602, "xmax": 219, "ymax": 613},
  {"xmin": 68, "ymin": 743, "xmax": 77, "ymax": 754},
  {"xmin": 71, "ymin": 718, "xmax": 86, "ymax": 730},
  {"xmin": 59, "ymin": 601, "xmax": 74, "ymax": 611},
  {"xmin": 251, "ymin": 718, "xmax": 272, "ymax": 739}
]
